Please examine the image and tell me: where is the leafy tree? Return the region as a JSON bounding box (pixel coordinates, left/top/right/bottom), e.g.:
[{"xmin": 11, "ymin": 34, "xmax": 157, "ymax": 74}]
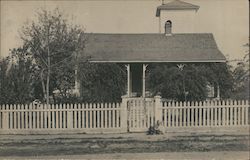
[
  {"xmin": 0, "ymin": 57, "xmax": 11, "ymax": 103},
  {"xmin": 0, "ymin": 47, "xmax": 37, "ymax": 104},
  {"xmin": 78, "ymin": 62, "xmax": 126, "ymax": 102},
  {"xmin": 206, "ymin": 63, "xmax": 234, "ymax": 99},
  {"xmin": 232, "ymin": 44, "xmax": 249, "ymax": 99},
  {"xmin": 147, "ymin": 63, "xmax": 233, "ymax": 101},
  {"xmin": 20, "ymin": 8, "xmax": 85, "ymax": 104}
]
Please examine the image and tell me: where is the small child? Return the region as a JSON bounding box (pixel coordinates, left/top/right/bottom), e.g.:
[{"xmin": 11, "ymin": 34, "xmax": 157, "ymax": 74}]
[
  {"xmin": 147, "ymin": 120, "xmax": 164, "ymax": 135},
  {"xmin": 155, "ymin": 120, "xmax": 163, "ymax": 135}
]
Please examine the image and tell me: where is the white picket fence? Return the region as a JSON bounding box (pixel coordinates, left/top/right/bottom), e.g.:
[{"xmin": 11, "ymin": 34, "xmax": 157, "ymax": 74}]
[
  {"xmin": 125, "ymin": 97, "xmax": 249, "ymax": 133},
  {"xmin": 0, "ymin": 97, "xmax": 249, "ymax": 134},
  {"xmin": 0, "ymin": 103, "xmax": 124, "ymax": 134},
  {"xmin": 160, "ymin": 100, "xmax": 249, "ymax": 128}
]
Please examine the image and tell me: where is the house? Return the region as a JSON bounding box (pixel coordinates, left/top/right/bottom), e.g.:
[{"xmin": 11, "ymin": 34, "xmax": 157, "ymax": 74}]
[
  {"xmin": 1, "ymin": 0, "xmax": 249, "ymax": 135},
  {"xmin": 76, "ymin": 0, "xmax": 226, "ymax": 99}
]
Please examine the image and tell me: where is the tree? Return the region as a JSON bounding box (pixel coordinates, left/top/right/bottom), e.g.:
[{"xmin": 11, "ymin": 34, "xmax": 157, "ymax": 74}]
[
  {"xmin": 20, "ymin": 8, "xmax": 85, "ymax": 104},
  {"xmin": 0, "ymin": 47, "xmax": 37, "ymax": 104},
  {"xmin": 232, "ymin": 43, "xmax": 249, "ymax": 99},
  {"xmin": 206, "ymin": 63, "xmax": 234, "ymax": 99},
  {"xmin": 0, "ymin": 57, "xmax": 11, "ymax": 103},
  {"xmin": 147, "ymin": 63, "xmax": 234, "ymax": 101},
  {"xmin": 78, "ymin": 62, "xmax": 126, "ymax": 102}
]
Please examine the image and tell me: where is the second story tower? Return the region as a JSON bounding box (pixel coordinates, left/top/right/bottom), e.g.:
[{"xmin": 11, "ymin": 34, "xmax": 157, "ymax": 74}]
[{"xmin": 156, "ymin": 0, "xmax": 199, "ymax": 34}]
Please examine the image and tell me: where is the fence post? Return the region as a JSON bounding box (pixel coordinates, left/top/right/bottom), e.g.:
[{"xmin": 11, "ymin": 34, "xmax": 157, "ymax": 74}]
[
  {"xmin": 121, "ymin": 95, "xmax": 128, "ymax": 132},
  {"xmin": 67, "ymin": 104, "xmax": 73, "ymax": 129},
  {"xmin": 2, "ymin": 111, "xmax": 8, "ymax": 130},
  {"xmin": 154, "ymin": 95, "xmax": 162, "ymax": 124}
]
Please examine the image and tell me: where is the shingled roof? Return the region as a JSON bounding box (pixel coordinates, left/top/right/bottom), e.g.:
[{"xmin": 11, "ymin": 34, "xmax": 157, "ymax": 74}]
[
  {"xmin": 83, "ymin": 33, "xmax": 225, "ymax": 63},
  {"xmin": 156, "ymin": 0, "xmax": 200, "ymax": 17}
]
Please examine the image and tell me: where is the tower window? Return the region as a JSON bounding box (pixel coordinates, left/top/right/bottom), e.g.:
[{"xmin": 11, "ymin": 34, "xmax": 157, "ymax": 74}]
[{"xmin": 165, "ymin": 20, "xmax": 172, "ymax": 35}]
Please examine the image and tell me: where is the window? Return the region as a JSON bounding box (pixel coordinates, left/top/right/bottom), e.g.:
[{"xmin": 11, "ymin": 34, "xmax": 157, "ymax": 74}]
[{"xmin": 165, "ymin": 20, "xmax": 172, "ymax": 35}]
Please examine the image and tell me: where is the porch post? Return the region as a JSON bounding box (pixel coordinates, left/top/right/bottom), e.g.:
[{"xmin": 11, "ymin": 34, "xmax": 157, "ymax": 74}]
[
  {"xmin": 142, "ymin": 64, "xmax": 148, "ymax": 98},
  {"xmin": 126, "ymin": 64, "xmax": 131, "ymax": 97}
]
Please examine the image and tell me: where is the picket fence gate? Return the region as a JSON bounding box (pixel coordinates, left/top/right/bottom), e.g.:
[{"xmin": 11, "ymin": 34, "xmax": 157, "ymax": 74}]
[{"xmin": 0, "ymin": 96, "xmax": 249, "ymax": 134}]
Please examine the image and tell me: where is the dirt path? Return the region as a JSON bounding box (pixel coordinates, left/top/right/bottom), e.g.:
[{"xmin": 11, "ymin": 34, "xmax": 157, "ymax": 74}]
[
  {"xmin": 0, "ymin": 133, "xmax": 249, "ymax": 157},
  {"xmin": 0, "ymin": 151, "xmax": 249, "ymax": 160}
]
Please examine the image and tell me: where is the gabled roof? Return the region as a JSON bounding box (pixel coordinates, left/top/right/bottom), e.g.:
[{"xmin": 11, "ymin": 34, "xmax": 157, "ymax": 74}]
[
  {"xmin": 156, "ymin": 0, "xmax": 200, "ymax": 17},
  {"xmin": 82, "ymin": 33, "xmax": 226, "ymax": 63}
]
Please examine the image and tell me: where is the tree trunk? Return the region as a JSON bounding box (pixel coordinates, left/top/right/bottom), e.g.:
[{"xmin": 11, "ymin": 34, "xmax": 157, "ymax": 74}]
[
  {"xmin": 46, "ymin": 67, "xmax": 50, "ymax": 105},
  {"xmin": 46, "ymin": 24, "xmax": 50, "ymax": 105},
  {"xmin": 40, "ymin": 69, "xmax": 46, "ymax": 101}
]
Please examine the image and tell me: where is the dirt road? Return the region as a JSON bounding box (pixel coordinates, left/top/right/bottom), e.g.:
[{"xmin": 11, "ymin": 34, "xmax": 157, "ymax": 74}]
[
  {"xmin": 0, "ymin": 152, "xmax": 249, "ymax": 160},
  {"xmin": 0, "ymin": 133, "xmax": 249, "ymax": 159}
]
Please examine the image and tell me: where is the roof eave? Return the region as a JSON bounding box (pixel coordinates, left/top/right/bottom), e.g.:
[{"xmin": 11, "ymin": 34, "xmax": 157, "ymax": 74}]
[
  {"xmin": 156, "ymin": 7, "xmax": 200, "ymax": 17},
  {"xmin": 89, "ymin": 59, "xmax": 226, "ymax": 63}
]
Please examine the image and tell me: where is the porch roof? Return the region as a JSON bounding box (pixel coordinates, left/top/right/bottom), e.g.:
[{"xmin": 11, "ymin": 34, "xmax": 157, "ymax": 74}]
[{"xmin": 83, "ymin": 33, "xmax": 226, "ymax": 63}]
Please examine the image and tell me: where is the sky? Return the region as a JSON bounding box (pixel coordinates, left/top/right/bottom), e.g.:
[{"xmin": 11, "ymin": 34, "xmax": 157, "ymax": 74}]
[{"xmin": 0, "ymin": 0, "xmax": 249, "ymax": 61}]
